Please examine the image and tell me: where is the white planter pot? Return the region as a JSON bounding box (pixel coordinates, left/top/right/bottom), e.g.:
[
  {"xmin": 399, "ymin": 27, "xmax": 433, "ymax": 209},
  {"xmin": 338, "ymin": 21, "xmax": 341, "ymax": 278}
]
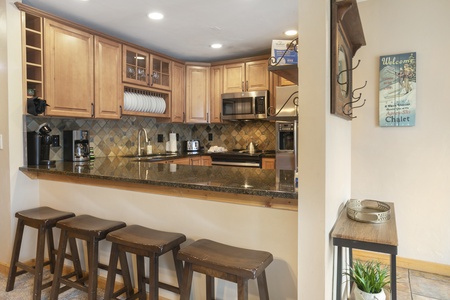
[{"xmin": 354, "ymin": 286, "xmax": 386, "ymax": 300}]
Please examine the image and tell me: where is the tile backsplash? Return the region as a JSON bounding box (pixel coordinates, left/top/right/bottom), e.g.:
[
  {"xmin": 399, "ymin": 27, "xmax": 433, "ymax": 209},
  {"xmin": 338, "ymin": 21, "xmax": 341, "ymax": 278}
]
[{"xmin": 25, "ymin": 116, "xmax": 276, "ymax": 161}]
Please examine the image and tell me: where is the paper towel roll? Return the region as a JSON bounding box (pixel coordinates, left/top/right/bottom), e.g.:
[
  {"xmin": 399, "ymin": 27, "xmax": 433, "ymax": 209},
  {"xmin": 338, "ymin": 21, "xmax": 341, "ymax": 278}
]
[{"xmin": 169, "ymin": 133, "xmax": 177, "ymax": 152}]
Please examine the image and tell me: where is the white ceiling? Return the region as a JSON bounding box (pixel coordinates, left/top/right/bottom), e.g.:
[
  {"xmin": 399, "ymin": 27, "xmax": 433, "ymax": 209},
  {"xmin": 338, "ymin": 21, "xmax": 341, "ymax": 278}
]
[{"xmin": 22, "ymin": 0, "xmax": 298, "ymax": 62}]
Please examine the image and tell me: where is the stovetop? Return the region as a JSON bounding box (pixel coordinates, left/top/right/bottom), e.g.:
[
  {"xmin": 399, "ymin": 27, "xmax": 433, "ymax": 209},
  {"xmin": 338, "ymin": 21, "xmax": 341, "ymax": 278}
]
[{"xmin": 209, "ymin": 149, "xmax": 275, "ymax": 157}]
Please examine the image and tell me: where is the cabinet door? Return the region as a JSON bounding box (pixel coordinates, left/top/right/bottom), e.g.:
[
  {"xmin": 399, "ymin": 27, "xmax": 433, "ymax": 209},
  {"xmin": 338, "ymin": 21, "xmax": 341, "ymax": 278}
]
[
  {"xmin": 210, "ymin": 65, "xmax": 223, "ymax": 123},
  {"xmin": 150, "ymin": 55, "xmax": 171, "ymax": 90},
  {"xmin": 223, "ymin": 63, "xmax": 245, "ymax": 93},
  {"xmin": 123, "ymin": 45, "xmax": 149, "ymax": 86},
  {"xmin": 185, "ymin": 65, "xmax": 210, "ymax": 123},
  {"xmin": 171, "ymin": 62, "xmax": 185, "ymax": 123},
  {"xmin": 44, "ymin": 19, "xmax": 93, "ymax": 117},
  {"xmin": 95, "ymin": 36, "xmax": 122, "ymax": 119},
  {"xmin": 262, "ymin": 158, "xmax": 276, "ymax": 169},
  {"xmin": 246, "ymin": 60, "xmax": 269, "ymax": 91}
]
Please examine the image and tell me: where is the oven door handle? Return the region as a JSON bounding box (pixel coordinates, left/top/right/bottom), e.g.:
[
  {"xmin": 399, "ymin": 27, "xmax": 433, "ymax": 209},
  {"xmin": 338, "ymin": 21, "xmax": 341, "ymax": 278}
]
[{"xmin": 211, "ymin": 161, "xmax": 260, "ymax": 168}]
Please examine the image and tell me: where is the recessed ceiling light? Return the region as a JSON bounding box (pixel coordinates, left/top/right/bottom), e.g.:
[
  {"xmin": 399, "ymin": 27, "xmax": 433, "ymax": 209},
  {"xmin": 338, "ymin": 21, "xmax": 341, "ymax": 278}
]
[
  {"xmin": 284, "ymin": 30, "xmax": 298, "ymax": 36},
  {"xmin": 148, "ymin": 12, "xmax": 164, "ymax": 20},
  {"xmin": 210, "ymin": 43, "xmax": 222, "ymax": 49}
]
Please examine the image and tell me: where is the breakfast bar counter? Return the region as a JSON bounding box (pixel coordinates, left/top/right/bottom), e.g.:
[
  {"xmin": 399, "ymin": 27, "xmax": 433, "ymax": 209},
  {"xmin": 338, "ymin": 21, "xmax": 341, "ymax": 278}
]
[{"xmin": 20, "ymin": 156, "xmax": 298, "ymax": 211}]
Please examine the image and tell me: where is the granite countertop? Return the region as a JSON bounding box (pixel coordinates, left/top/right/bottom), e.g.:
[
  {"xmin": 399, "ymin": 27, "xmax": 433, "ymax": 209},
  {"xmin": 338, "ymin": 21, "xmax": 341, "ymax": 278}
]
[{"xmin": 19, "ymin": 156, "xmax": 297, "ymax": 201}]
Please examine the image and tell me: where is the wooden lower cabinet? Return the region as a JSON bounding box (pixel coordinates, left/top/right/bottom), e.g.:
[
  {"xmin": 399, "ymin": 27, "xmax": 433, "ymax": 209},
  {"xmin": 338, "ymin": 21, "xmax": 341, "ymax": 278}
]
[
  {"xmin": 262, "ymin": 158, "xmax": 276, "ymax": 170},
  {"xmin": 158, "ymin": 156, "xmax": 212, "ymax": 166}
]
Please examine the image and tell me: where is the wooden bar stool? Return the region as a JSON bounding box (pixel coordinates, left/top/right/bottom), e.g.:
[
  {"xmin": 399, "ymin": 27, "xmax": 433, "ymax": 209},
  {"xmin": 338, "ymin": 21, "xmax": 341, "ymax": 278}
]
[
  {"xmin": 177, "ymin": 239, "xmax": 273, "ymax": 300},
  {"xmin": 49, "ymin": 214, "xmax": 126, "ymax": 300},
  {"xmin": 6, "ymin": 206, "xmax": 75, "ymax": 300},
  {"xmin": 104, "ymin": 224, "xmax": 186, "ymax": 300}
]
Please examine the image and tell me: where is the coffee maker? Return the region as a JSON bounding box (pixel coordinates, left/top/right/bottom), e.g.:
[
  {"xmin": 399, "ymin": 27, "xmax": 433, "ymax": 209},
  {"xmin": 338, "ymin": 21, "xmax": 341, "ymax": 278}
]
[
  {"xmin": 27, "ymin": 123, "xmax": 56, "ymax": 166},
  {"xmin": 63, "ymin": 130, "xmax": 90, "ymax": 162}
]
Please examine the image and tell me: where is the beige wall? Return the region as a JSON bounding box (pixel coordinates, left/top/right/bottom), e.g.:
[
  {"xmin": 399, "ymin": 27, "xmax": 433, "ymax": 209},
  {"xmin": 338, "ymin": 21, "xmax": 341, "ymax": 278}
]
[
  {"xmin": 39, "ymin": 180, "xmax": 298, "ymax": 300},
  {"xmin": 352, "ymin": 0, "xmax": 450, "ymax": 266}
]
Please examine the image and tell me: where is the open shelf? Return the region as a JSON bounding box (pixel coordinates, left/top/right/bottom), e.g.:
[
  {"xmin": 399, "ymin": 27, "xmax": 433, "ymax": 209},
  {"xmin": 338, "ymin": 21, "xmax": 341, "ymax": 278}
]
[{"xmin": 268, "ymin": 65, "xmax": 298, "ymax": 85}]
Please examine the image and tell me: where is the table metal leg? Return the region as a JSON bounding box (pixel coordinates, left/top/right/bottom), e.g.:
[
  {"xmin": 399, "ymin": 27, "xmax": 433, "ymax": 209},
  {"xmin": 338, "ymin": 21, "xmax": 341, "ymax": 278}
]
[
  {"xmin": 391, "ymin": 254, "xmax": 397, "ymax": 300},
  {"xmin": 336, "ymin": 246, "xmax": 342, "ymax": 300}
]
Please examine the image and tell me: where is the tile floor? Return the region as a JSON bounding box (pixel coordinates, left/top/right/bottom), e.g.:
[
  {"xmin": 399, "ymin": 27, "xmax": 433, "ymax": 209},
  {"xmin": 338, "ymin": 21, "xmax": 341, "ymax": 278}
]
[
  {"xmin": 393, "ymin": 267, "xmax": 450, "ymax": 300},
  {"xmin": 1, "ymin": 266, "xmax": 450, "ymax": 299}
]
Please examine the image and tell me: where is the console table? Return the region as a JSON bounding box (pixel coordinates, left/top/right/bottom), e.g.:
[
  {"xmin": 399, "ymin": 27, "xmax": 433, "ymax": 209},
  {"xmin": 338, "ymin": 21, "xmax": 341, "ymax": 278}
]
[{"xmin": 331, "ymin": 202, "xmax": 398, "ymax": 300}]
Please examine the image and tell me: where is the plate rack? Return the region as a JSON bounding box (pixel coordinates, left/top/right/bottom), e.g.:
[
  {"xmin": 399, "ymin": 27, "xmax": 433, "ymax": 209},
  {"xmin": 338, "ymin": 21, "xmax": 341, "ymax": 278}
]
[{"xmin": 122, "ymin": 84, "xmax": 171, "ymax": 118}]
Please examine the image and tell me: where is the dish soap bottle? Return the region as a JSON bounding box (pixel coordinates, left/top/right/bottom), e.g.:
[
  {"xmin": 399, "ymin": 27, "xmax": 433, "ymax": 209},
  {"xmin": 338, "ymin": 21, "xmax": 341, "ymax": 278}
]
[{"xmin": 146, "ymin": 141, "xmax": 152, "ymax": 155}]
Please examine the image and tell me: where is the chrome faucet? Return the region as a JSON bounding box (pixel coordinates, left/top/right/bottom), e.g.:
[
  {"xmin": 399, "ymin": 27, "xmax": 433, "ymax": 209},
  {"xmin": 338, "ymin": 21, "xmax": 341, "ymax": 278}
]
[{"xmin": 137, "ymin": 128, "xmax": 148, "ymax": 156}]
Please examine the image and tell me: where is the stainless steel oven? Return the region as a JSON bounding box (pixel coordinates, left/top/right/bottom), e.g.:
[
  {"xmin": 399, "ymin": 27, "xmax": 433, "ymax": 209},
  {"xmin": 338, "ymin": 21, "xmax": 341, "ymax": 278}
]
[{"xmin": 276, "ymin": 120, "xmax": 297, "ymax": 170}]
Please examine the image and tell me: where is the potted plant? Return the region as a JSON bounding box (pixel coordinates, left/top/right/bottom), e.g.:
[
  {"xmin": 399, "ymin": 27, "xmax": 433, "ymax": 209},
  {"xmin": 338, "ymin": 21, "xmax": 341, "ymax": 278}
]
[{"xmin": 344, "ymin": 260, "xmax": 390, "ymax": 300}]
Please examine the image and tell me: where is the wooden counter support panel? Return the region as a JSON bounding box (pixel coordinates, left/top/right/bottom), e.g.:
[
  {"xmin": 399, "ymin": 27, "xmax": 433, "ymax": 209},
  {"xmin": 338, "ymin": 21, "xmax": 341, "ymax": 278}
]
[{"xmin": 331, "ymin": 202, "xmax": 398, "ymax": 300}]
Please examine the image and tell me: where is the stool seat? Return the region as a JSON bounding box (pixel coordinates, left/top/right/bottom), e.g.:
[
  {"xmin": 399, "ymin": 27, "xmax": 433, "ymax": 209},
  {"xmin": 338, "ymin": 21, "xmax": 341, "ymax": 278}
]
[
  {"xmin": 177, "ymin": 239, "xmax": 273, "ymax": 300},
  {"xmin": 106, "ymin": 224, "xmax": 186, "ymax": 253},
  {"xmin": 56, "ymin": 214, "xmax": 126, "ymax": 238},
  {"xmin": 6, "ymin": 206, "xmax": 75, "ymax": 300},
  {"xmin": 178, "ymin": 239, "xmax": 273, "ymax": 279},
  {"xmin": 15, "ymin": 206, "xmax": 75, "ymax": 226},
  {"xmin": 50, "ymin": 214, "xmax": 126, "ymax": 300},
  {"xmin": 104, "ymin": 224, "xmax": 186, "ymax": 300}
]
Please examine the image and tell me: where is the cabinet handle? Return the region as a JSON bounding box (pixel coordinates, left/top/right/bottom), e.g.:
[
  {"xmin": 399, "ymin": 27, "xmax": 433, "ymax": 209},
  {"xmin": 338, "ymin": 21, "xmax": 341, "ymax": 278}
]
[
  {"xmin": 220, "ymin": 112, "xmax": 222, "ymax": 123},
  {"xmin": 183, "ymin": 112, "xmax": 185, "ymax": 123},
  {"xmin": 241, "ymin": 81, "xmax": 244, "ymax": 92},
  {"xmin": 91, "ymin": 103, "xmax": 94, "ymax": 117},
  {"xmin": 119, "ymin": 105, "xmax": 123, "ymax": 118},
  {"xmin": 246, "ymin": 80, "xmax": 248, "ymax": 91},
  {"xmin": 207, "ymin": 112, "xmax": 209, "ymax": 123}
]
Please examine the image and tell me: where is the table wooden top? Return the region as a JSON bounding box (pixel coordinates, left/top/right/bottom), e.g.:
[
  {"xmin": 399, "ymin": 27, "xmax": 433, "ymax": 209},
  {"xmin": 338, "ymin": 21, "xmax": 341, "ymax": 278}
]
[{"xmin": 331, "ymin": 201, "xmax": 398, "ymax": 247}]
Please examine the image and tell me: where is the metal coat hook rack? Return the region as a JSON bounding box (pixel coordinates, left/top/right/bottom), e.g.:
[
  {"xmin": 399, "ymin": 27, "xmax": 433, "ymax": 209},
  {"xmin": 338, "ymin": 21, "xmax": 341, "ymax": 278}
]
[
  {"xmin": 268, "ymin": 38, "xmax": 298, "ymax": 66},
  {"xmin": 338, "ymin": 59, "xmax": 367, "ymax": 118}
]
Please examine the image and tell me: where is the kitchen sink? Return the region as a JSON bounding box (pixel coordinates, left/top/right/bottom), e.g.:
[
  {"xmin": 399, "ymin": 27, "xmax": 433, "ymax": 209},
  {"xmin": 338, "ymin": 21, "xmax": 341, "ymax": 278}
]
[{"xmin": 121, "ymin": 153, "xmax": 178, "ymax": 162}]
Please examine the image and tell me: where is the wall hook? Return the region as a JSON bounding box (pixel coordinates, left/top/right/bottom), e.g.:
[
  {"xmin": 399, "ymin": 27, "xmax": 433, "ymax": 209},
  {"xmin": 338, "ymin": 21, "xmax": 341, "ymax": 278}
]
[{"xmin": 337, "ymin": 59, "xmax": 361, "ymax": 85}]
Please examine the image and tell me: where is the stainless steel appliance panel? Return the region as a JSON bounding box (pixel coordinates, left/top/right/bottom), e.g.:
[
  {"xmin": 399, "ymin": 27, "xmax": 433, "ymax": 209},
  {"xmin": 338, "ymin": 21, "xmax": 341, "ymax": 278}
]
[
  {"xmin": 276, "ymin": 120, "xmax": 297, "ymax": 170},
  {"xmin": 221, "ymin": 90, "xmax": 268, "ymax": 120},
  {"xmin": 275, "ymin": 85, "xmax": 298, "ymax": 118}
]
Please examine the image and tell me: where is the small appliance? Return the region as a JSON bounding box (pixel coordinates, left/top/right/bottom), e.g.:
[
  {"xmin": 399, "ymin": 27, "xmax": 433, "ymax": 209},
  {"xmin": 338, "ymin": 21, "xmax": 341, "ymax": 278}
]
[
  {"xmin": 63, "ymin": 130, "xmax": 90, "ymax": 162},
  {"xmin": 182, "ymin": 140, "xmax": 200, "ymax": 152},
  {"xmin": 221, "ymin": 90, "xmax": 269, "ymax": 120},
  {"xmin": 26, "ymin": 123, "xmax": 56, "ymax": 166}
]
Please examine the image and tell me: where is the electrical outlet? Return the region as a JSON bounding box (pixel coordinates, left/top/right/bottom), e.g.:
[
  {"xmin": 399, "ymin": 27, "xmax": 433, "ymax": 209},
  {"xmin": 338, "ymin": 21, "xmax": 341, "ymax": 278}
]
[
  {"xmin": 208, "ymin": 133, "xmax": 213, "ymax": 141},
  {"xmin": 157, "ymin": 134, "xmax": 163, "ymax": 143}
]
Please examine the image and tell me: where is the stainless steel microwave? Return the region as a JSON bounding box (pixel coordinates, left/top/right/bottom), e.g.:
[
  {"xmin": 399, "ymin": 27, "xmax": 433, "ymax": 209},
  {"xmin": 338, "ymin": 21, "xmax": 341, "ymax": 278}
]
[{"xmin": 221, "ymin": 90, "xmax": 269, "ymax": 120}]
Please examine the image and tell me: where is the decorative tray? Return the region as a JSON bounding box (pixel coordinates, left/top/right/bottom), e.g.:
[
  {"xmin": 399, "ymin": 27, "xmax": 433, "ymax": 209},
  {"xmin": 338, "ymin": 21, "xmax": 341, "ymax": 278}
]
[{"xmin": 346, "ymin": 199, "xmax": 391, "ymax": 223}]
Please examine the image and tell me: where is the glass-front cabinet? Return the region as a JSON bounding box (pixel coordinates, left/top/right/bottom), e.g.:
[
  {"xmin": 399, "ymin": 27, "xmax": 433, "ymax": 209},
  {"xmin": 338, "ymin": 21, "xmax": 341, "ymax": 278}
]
[
  {"xmin": 123, "ymin": 45, "xmax": 149, "ymax": 86},
  {"xmin": 150, "ymin": 55, "xmax": 171, "ymax": 90}
]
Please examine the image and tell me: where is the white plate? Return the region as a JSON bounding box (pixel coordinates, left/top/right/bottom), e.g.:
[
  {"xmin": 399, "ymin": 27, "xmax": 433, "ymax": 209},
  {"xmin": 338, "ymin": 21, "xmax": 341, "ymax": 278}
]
[{"xmin": 149, "ymin": 95, "xmax": 156, "ymax": 113}]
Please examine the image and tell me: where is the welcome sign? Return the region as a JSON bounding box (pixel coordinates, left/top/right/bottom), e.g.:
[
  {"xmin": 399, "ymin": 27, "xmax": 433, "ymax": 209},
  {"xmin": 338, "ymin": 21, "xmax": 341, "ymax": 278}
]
[{"xmin": 379, "ymin": 52, "xmax": 416, "ymax": 127}]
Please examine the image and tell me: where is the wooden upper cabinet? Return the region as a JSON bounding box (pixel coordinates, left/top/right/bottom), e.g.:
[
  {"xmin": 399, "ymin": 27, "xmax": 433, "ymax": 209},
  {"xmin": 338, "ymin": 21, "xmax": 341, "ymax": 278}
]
[
  {"xmin": 223, "ymin": 63, "xmax": 245, "ymax": 93},
  {"xmin": 210, "ymin": 65, "xmax": 223, "ymax": 123},
  {"xmin": 185, "ymin": 65, "xmax": 210, "ymax": 123},
  {"xmin": 170, "ymin": 62, "xmax": 186, "ymax": 123},
  {"xmin": 94, "ymin": 36, "xmax": 122, "ymax": 119},
  {"xmin": 245, "ymin": 60, "xmax": 270, "ymax": 91},
  {"xmin": 223, "ymin": 59, "xmax": 269, "ymax": 93},
  {"xmin": 123, "ymin": 45, "xmax": 149, "ymax": 86},
  {"xmin": 149, "ymin": 55, "xmax": 171, "ymax": 90},
  {"xmin": 44, "ymin": 19, "xmax": 94, "ymax": 118}
]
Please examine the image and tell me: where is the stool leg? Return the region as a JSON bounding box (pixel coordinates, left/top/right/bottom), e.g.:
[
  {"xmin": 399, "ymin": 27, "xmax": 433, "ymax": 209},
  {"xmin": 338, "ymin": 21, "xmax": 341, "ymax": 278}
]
[
  {"xmin": 237, "ymin": 277, "xmax": 249, "ymax": 300},
  {"xmin": 6, "ymin": 219, "xmax": 25, "ymax": 292},
  {"xmin": 32, "ymin": 224, "xmax": 47, "ymax": 300},
  {"xmin": 87, "ymin": 238, "xmax": 99, "ymax": 300},
  {"xmin": 180, "ymin": 262, "xmax": 193, "ymax": 300},
  {"xmin": 104, "ymin": 243, "xmax": 119, "ymax": 300},
  {"xmin": 206, "ymin": 275, "xmax": 215, "ymax": 300},
  {"xmin": 136, "ymin": 255, "xmax": 146, "ymax": 300},
  {"xmin": 46, "ymin": 227, "xmax": 56, "ymax": 273},
  {"xmin": 257, "ymin": 271, "xmax": 270, "ymax": 300},
  {"xmin": 118, "ymin": 250, "xmax": 134, "ymax": 297},
  {"xmin": 68, "ymin": 237, "xmax": 84, "ymax": 280},
  {"xmin": 172, "ymin": 246, "xmax": 184, "ymax": 292},
  {"xmin": 148, "ymin": 253, "xmax": 159, "ymax": 300},
  {"xmin": 50, "ymin": 229, "xmax": 69, "ymax": 300}
]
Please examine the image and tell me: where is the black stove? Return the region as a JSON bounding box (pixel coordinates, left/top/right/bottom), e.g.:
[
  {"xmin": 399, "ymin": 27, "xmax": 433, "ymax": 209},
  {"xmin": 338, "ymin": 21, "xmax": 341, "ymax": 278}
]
[{"xmin": 210, "ymin": 149, "xmax": 275, "ymax": 168}]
